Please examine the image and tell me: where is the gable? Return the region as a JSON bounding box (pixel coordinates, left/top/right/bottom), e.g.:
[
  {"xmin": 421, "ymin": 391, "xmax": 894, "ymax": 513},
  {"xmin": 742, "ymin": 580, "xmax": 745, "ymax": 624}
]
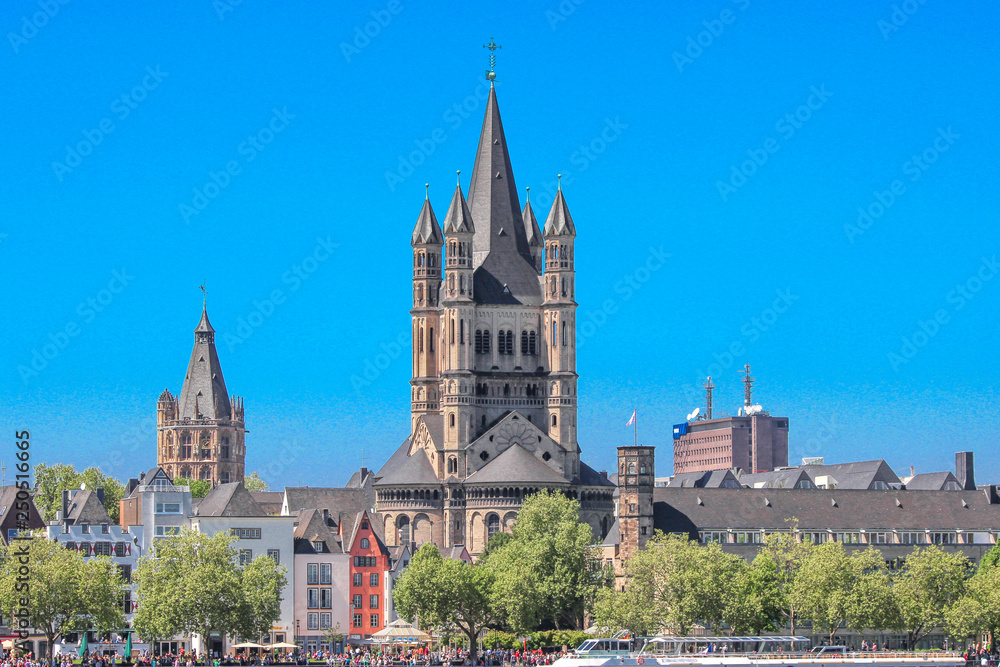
[{"xmin": 466, "ymin": 411, "xmax": 565, "ymax": 476}]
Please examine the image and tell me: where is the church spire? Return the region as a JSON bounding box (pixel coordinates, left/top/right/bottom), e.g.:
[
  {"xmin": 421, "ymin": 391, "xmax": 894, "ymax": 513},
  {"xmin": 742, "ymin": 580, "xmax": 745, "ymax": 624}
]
[
  {"xmin": 178, "ymin": 304, "xmax": 231, "ymax": 421},
  {"xmin": 522, "ymin": 187, "xmax": 543, "ymax": 272},
  {"xmin": 411, "ymin": 192, "xmax": 443, "ymax": 246}
]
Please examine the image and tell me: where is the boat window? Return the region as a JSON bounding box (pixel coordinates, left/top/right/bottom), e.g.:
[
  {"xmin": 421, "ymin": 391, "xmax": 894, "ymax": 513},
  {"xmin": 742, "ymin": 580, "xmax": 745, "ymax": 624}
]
[{"xmin": 578, "ymin": 641, "xmax": 594, "ymax": 652}]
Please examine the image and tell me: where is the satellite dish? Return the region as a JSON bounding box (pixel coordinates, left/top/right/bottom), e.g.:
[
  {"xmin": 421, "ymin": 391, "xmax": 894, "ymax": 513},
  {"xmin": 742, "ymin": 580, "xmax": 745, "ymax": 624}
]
[
  {"xmin": 687, "ymin": 407, "xmax": 701, "ymax": 421},
  {"xmin": 80, "ymin": 482, "xmax": 87, "ymax": 490}
]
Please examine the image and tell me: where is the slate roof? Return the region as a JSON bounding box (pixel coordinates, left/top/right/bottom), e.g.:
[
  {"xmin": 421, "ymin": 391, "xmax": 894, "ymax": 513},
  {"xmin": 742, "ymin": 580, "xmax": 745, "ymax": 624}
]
[
  {"xmin": 802, "ymin": 459, "xmax": 900, "ymax": 489},
  {"xmin": 601, "ymin": 518, "xmax": 620, "ymax": 547},
  {"xmin": 578, "ymin": 462, "xmax": 615, "ymax": 487},
  {"xmin": 283, "ymin": 486, "xmax": 375, "ymax": 517},
  {"xmin": 251, "ymin": 491, "xmax": 285, "ymax": 515},
  {"xmin": 739, "ymin": 469, "xmax": 813, "ymax": 489},
  {"xmin": 542, "ymin": 188, "xmax": 576, "ymax": 237},
  {"xmin": 906, "ymin": 472, "xmax": 961, "ymax": 491},
  {"xmin": 652, "ymin": 487, "xmax": 1000, "ymax": 534},
  {"xmin": 373, "ymin": 435, "xmax": 441, "ymax": 487},
  {"xmin": 196, "ymin": 482, "xmax": 265, "ymax": 517},
  {"xmin": 522, "ymin": 198, "xmax": 543, "ymax": 248},
  {"xmin": 293, "ymin": 508, "xmax": 344, "ymax": 554},
  {"xmin": 436, "ymin": 544, "xmax": 472, "ymax": 562},
  {"xmin": 668, "ymin": 469, "xmax": 741, "ymax": 488},
  {"xmin": 466, "ymin": 84, "xmax": 542, "ymax": 306},
  {"xmin": 177, "ymin": 306, "xmax": 232, "ymax": 421},
  {"xmin": 65, "ymin": 490, "xmax": 112, "ymax": 525},
  {"xmin": 443, "ymin": 183, "xmax": 475, "ymax": 234},
  {"xmin": 411, "ymin": 197, "xmax": 442, "ymax": 246},
  {"xmin": 345, "ymin": 467, "xmax": 376, "ymax": 489},
  {"xmin": 465, "ymin": 444, "xmax": 568, "ymax": 485}
]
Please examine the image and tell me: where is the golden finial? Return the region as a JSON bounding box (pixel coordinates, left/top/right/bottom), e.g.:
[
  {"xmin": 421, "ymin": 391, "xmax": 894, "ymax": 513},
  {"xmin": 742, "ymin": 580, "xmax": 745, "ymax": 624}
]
[{"xmin": 483, "ymin": 37, "xmax": 501, "ymax": 81}]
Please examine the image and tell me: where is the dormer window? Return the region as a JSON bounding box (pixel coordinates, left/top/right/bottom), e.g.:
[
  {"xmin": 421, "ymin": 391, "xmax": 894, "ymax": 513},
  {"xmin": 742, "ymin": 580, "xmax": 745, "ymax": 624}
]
[
  {"xmin": 313, "ymin": 540, "xmax": 324, "ymax": 552},
  {"xmin": 81, "ymin": 524, "xmax": 90, "ymax": 534}
]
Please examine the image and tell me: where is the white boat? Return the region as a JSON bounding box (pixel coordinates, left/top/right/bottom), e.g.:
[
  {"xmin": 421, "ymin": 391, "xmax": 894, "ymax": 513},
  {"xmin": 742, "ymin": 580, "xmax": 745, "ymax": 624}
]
[{"xmin": 552, "ymin": 635, "xmax": 967, "ymax": 667}]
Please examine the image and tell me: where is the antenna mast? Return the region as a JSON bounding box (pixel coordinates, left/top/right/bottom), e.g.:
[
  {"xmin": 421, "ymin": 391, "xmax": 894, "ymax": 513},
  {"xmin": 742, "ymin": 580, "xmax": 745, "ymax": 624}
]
[
  {"xmin": 740, "ymin": 363, "xmax": 754, "ymax": 408},
  {"xmin": 704, "ymin": 376, "xmax": 714, "ymax": 420}
]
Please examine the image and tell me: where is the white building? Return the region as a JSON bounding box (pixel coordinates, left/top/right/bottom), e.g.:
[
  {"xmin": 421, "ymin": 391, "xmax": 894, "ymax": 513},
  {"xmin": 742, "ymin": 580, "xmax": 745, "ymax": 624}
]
[
  {"xmin": 292, "ymin": 509, "xmax": 351, "ymax": 653},
  {"xmin": 120, "ymin": 467, "xmax": 193, "ymax": 554}
]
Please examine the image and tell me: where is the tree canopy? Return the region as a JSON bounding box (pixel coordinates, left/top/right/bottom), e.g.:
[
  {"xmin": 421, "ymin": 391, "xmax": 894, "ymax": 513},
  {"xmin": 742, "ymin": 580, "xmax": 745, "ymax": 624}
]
[{"xmin": 33, "ymin": 463, "xmax": 125, "ymax": 523}]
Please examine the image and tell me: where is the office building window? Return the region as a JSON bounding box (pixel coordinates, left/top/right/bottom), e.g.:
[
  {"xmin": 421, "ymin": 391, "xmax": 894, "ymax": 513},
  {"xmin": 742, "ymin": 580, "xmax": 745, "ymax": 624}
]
[{"xmin": 155, "ymin": 503, "xmax": 181, "ymax": 514}]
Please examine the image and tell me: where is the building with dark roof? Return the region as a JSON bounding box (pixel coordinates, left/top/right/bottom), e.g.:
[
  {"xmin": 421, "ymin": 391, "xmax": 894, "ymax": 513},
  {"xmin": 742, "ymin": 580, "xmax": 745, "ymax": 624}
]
[
  {"xmin": 0, "ymin": 486, "xmax": 45, "ymax": 543},
  {"xmin": 156, "ymin": 305, "xmax": 246, "ymax": 486},
  {"xmin": 375, "ymin": 72, "xmax": 614, "ymax": 555}
]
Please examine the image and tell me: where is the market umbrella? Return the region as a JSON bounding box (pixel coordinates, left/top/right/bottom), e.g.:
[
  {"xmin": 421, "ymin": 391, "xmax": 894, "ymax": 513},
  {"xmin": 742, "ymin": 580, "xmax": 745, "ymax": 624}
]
[
  {"xmin": 266, "ymin": 643, "xmax": 298, "ymax": 650},
  {"xmin": 2, "ymin": 640, "xmax": 14, "ymax": 649},
  {"xmin": 125, "ymin": 632, "xmax": 132, "ymax": 659},
  {"xmin": 79, "ymin": 633, "xmax": 89, "ymax": 658},
  {"xmin": 371, "ymin": 619, "xmax": 431, "ymax": 644},
  {"xmin": 231, "ymin": 642, "xmax": 265, "ymax": 649}
]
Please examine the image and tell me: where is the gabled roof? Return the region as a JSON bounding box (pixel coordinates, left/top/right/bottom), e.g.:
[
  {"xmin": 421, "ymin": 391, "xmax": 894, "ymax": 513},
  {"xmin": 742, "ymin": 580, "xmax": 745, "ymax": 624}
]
[
  {"xmin": 443, "ymin": 184, "xmax": 475, "ymax": 234},
  {"xmin": 283, "ymin": 486, "xmax": 374, "ymax": 517},
  {"xmin": 345, "ymin": 510, "xmax": 390, "ymax": 556},
  {"xmin": 466, "ymin": 84, "xmax": 542, "ymax": 306},
  {"xmin": 436, "ymin": 544, "xmax": 472, "ymax": 562},
  {"xmin": 251, "ymin": 491, "xmax": 285, "ymax": 516},
  {"xmin": 465, "ymin": 444, "xmax": 568, "ymax": 485},
  {"xmin": 177, "ymin": 306, "xmax": 232, "ymax": 421},
  {"xmin": 906, "ymin": 472, "xmax": 961, "ymax": 491},
  {"xmin": 669, "ymin": 469, "xmax": 741, "ymax": 489},
  {"xmin": 294, "ymin": 508, "xmax": 344, "ymax": 554},
  {"xmin": 374, "ymin": 448, "xmax": 438, "ymax": 486},
  {"xmin": 601, "ymin": 518, "xmax": 620, "ymax": 547},
  {"xmin": 345, "ymin": 467, "xmax": 376, "ymax": 489},
  {"xmin": 543, "ymin": 188, "xmax": 576, "ymax": 237},
  {"xmin": 803, "ymin": 459, "xmax": 900, "ymax": 490},
  {"xmin": 196, "ymin": 482, "xmax": 265, "ymax": 517},
  {"xmin": 65, "ymin": 490, "xmax": 112, "ymax": 525},
  {"xmin": 411, "ymin": 197, "xmax": 442, "ymax": 246}
]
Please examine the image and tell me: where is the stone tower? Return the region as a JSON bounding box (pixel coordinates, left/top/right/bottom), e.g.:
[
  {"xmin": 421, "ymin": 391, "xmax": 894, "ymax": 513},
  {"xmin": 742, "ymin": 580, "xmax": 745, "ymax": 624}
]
[
  {"xmin": 616, "ymin": 445, "xmax": 655, "ymax": 563},
  {"xmin": 373, "ymin": 78, "xmax": 614, "ymax": 555},
  {"xmin": 157, "ymin": 305, "xmax": 246, "ymax": 486}
]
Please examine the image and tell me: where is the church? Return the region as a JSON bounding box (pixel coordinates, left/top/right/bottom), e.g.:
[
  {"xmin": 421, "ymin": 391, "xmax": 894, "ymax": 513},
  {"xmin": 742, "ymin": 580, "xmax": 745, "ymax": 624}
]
[{"xmin": 372, "ymin": 71, "xmax": 615, "ymax": 554}]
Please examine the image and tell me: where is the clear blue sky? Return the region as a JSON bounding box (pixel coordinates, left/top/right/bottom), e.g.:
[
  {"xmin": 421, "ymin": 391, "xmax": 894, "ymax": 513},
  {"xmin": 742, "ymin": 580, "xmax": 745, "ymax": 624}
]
[{"xmin": 2, "ymin": 2, "xmax": 998, "ymax": 488}]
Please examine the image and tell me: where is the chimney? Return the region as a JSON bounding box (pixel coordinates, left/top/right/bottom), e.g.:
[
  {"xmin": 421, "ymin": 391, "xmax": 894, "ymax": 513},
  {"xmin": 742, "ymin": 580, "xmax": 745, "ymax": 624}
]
[
  {"xmin": 956, "ymin": 452, "xmax": 976, "ymax": 490},
  {"xmin": 322, "ymin": 508, "xmax": 330, "ymax": 524},
  {"xmin": 97, "ymin": 487, "xmax": 105, "ymax": 505},
  {"xmin": 910, "ymin": 466, "xmax": 915, "ymax": 478},
  {"xmin": 62, "ymin": 489, "xmax": 70, "ymax": 520}
]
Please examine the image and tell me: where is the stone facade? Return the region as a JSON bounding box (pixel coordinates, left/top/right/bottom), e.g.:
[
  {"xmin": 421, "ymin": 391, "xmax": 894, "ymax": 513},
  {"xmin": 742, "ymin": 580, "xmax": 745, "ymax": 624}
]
[
  {"xmin": 374, "ymin": 80, "xmax": 614, "ymax": 555},
  {"xmin": 156, "ymin": 306, "xmax": 246, "ymax": 486}
]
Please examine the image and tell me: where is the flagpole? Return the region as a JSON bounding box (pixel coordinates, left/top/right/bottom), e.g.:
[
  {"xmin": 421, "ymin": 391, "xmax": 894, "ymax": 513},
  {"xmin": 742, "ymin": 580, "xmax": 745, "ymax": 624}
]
[{"xmin": 634, "ymin": 408, "xmax": 638, "ymax": 447}]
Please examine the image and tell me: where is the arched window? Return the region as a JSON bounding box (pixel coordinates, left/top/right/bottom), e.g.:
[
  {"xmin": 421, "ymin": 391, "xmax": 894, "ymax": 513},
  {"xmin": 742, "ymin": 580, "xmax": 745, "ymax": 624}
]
[
  {"xmin": 361, "ymin": 538, "xmax": 369, "ymax": 549},
  {"xmin": 482, "ymin": 329, "xmax": 490, "ymax": 353},
  {"xmin": 418, "ymin": 326, "xmax": 424, "ymax": 353},
  {"xmin": 460, "ymin": 319, "xmax": 465, "ymax": 345},
  {"xmin": 448, "ymin": 457, "xmax": 457, "ymax": 474},
  {"xmin": 417, "ymin": 284, "xmax": 424, "ymax": 303},
  {"xmin": 628, "ymin": 462, "xmax": 636, "ymax": 474},
  {"xmin": 521, "ymin": 330, "xmax": 528, "ymax": 353},
  {"xmin": 487, "ymin": 514, "xmax": 500, "ymax": 537},
  {"xmin": 561, "ymin": 278, "xmax": 566, "ymax": 297},
  {"xmin": 551, "ymin": 321, "xmax": 557, "ymax": 346},
  {"xmin": 200, "ymin": 467, "xmax": 211, "ymax": 481},
  {"xmin": 450, "ymin": 319, "xmax": 455, "ymax": 345},
  {"xmin": 450, "ymin": 413, "xmax": 456, "ymax": 428},
  {"xmin": 528, "ymin": 331, "xmax": 536, "ymax": 355},
  {"xmin": 429, "ymin": 327, "xmax": 435, "ymax": 352},
  {"xmin": 397, "ymin": 516, "xmax": 410, "ymax": 545},
  {"xmin": 562, "ymin": 322, "xmax": 567, "ymax": 346},
  {"xmin": 505, "ymin": 330, "xmax": 514, "ymax": 355},
  {"xmin": 551, "ymin": 415, "xmax": 558, "ymax": 427},
  {"xmin": 475, "ymin": 330, "xmax": 483, "ymax": 353}
]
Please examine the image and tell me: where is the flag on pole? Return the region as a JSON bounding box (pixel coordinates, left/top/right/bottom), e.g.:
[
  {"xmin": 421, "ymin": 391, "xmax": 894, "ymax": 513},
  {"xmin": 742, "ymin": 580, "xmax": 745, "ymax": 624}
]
[{"xmin": 626, "ymin": 409, "xmax": 636, "ymax": 427}]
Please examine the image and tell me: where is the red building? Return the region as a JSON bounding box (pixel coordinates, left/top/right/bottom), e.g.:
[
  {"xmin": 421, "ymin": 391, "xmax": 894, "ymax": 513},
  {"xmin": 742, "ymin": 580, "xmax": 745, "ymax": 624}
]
[{"xmin": 346, "ymin": 510, "xmax": 390, "ymax": 641}]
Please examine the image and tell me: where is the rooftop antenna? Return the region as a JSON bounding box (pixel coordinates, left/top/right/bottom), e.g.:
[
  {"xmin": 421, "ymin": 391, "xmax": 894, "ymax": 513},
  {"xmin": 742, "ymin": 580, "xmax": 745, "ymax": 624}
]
[
  {"xmin": 740, "ymin": 363, "xmax": 755, "ymax": 408},
  {"xmin": 483, "ymin": 37, "xmax": 501, "ymax": 81},
  {"xmin": 704, "ymin": 376, "xmax": 714, "ymax": 420}
]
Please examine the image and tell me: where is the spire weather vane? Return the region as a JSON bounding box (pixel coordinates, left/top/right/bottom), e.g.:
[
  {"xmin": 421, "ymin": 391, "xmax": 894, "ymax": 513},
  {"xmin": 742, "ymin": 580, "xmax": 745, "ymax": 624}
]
[
  {"xmin": 483, "ymin": 37, "xmax": 501, "ymax": 81},
  {"xmin": 199, "ymin": 280, "xmax": 207, "ymax": 307}
]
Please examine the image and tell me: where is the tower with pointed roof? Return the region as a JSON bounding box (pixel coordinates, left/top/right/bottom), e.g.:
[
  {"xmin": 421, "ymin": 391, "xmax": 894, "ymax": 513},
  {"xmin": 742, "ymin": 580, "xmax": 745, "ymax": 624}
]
[
  {"xmin": 381, "ymin": 69, "xmax": 614, "ymax": 555},
  {"xmin": 156, "ymin": 305, "xmax": 246, "ymax": 486}
]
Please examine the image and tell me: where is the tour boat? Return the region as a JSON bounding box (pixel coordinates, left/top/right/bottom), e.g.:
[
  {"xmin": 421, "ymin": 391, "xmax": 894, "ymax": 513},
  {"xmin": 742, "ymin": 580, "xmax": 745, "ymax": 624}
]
[{"xmin": 551, "ymin": 636, "xmax": 967, "ymax": 667}]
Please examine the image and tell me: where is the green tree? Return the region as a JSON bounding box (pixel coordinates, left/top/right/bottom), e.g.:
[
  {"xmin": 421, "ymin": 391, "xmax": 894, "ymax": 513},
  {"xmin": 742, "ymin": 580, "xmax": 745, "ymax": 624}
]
[
  {"xmin": 590, "ymin": 582, "xmax": 661, "ymax": 637},
  {"xmin": 393, "ymin": 544, "xmax": 496, "ymax": 661},
  {"xmin": 485, "ymin": 490, "xmax": 605, "ymax": 632},
  {"xmin": 722, "ymin": 553, "xmax": 784, "ymax": 635},
  {"xmin": 173, "ymin": 478, "xmax": 212, "ymax": 498},
  {"xmin": 755, "ymin": 523, "xmax": 812, "ymax": 634},
  {"xmin": 893, "ymin": 545, "xmax": 970, "ymax": 649},
  {"xmin": 33, "ymin": 463, "xmax": 125, "ymax": 523},
  {"xmin": 0, "ymin": 534, "xmax": 125, "ymax": 660},
  {"xmin": 133, "ymin": 528, "xmax": 286, "ymax": 652},
  {"xmin": 243, "ymin": 473, "xmax": 269, "ymax": 493},
  {"xmin": 944, "ymin": 557, "xmax": 1000, "ymax": 642}
]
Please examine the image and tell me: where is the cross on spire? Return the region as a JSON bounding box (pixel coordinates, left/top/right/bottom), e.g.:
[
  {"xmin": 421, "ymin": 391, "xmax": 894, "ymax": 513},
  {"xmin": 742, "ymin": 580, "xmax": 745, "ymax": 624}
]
[{"xmin": 483, "ymin": 37, "xmax": 501, "ymax": 81}]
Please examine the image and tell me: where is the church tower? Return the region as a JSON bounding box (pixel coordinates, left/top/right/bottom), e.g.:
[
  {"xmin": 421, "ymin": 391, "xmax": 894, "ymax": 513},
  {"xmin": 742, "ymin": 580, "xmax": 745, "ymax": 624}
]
[
  {"xmin": 616, "ymin": 445, "xmax": 655, "ymax": 563},
  {"xmin": 375, "ymin": 60, "xmax": 614, "ymax": 555},
  {"xmin": 157, "ymin": 305, "xmax": 246, "ymax": 486}
]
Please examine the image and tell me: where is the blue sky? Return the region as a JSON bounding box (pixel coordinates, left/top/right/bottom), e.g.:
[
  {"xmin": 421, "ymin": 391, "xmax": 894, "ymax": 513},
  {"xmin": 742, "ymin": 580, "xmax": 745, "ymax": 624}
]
[{"xmin": 2, "ymin": 1, "xmax": 998, "ymax": 488}]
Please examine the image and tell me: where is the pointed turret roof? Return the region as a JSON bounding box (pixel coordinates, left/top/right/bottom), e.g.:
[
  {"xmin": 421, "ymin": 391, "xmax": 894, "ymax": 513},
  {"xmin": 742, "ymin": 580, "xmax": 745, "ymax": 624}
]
[
  {"xmin": 522, "ymin": 196, "xmax": 543, "ymax": 248},
  {"xmin": 543, "ymin": 187, "xmax": 576, "ymax": 237},
  {"xmin": 443, "ymin": 183, "xmax": 475, "ymax": 234},
  {"xmin": 467, "ymin": 84, "xmax": 543, "ymax": 305},
  {"xmin": 411, "ymin": 197, "xmax": 442, "ymax": 246},
  {"xmin": 177, "ymin": 306, "xmax": 232, "ymax": 421}
]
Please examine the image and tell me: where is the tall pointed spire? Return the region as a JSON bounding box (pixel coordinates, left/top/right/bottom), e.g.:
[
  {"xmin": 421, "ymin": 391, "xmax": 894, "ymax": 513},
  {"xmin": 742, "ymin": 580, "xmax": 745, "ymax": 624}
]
[
  {"xmin": 522, "ymin": 187, "xmax": 543, "ymax": 272},
  {"xmin": 411, "ymin": 193, "xmax": 443, "ymax": 246},
  {"xmin": 543, "ymin": 184, "xmax": 577, "ymax": 238},
  {"xmin": 444, "ymin": 173, "xmax": 475, "ymax": 234},
  {"xmin": 178, "ymin": 304, "xmax": 231, "ymax": 421}
]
